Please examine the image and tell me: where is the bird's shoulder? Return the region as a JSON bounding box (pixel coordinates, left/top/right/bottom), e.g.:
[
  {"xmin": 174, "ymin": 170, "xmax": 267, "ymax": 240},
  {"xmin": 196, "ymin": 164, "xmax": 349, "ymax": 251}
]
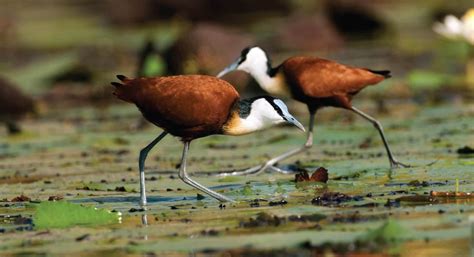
[{"xmin": 281, "ymin": 56, "xmax": 349, "ymax": 76}]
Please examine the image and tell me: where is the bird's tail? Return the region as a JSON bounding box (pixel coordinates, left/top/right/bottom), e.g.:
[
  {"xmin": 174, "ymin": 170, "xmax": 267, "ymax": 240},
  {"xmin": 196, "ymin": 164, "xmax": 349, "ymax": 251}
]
[
  {"xmin": 111, "ymin": 75, "xmax": 134, "ymax": 103},
  {"xmin": 367, "ymin": 69, "xmax": 391, "ymax": 79}
]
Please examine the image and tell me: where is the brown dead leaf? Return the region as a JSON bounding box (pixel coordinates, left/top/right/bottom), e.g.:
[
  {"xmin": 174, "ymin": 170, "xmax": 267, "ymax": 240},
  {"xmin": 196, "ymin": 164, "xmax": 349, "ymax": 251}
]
[
  {"xmin": 11, "ymin": 195, "xmax": 31, "ymax": 202},
  {"xmin": 295, "ymin": 167, "xmax": 328, "ymax": 183}
]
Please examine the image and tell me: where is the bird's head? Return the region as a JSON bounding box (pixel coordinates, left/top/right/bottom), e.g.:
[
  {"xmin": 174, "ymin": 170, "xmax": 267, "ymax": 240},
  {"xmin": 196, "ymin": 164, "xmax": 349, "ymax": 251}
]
[
  {"xmin": 225, "ymin": 96, "xmax": 304, "ymax": 135},
  {"xmin": 217, "ymin": 46, "xmax": 270, "ymax": 78}
]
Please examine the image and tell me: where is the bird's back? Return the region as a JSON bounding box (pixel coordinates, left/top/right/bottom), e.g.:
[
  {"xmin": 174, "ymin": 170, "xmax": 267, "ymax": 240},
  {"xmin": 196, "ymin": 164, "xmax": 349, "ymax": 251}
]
[
  {"xmin": 113, "ymin": 75, "xmax": 240, "ymax": 140},
  {"xmin": 281, "ymin": 56, "xmax": 387, "ymax": 99}
]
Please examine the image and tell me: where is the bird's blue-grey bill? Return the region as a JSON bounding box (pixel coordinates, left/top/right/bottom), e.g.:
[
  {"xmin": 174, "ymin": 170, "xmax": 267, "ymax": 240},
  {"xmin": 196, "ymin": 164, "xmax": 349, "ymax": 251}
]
[
  {"xmin": 287, "ymin": 116, "xmax": 306, "ymax": 132},
  {"xmin": 217, "ymin": 61, "xmax": 239, "ymax": 78}
]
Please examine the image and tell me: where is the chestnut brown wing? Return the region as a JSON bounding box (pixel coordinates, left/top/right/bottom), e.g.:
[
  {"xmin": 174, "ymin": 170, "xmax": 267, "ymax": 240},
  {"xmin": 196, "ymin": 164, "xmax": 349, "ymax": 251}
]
[
  {"xmin": 281, "ymin": 57, "xmax": 386, "ymax": 98},
  {"xmin": 122, "ymin": 75, "xmax": 239, "ymax": 137}
]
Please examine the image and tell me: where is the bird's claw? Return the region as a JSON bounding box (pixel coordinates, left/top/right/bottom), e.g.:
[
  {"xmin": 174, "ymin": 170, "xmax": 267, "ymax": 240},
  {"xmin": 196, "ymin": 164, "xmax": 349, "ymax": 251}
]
[
  {"xmin": 390, "ymin": 158, "xmax": 439, "ymax": 169},
  {"xmin": 265, "ymin": 165, "xmax": 297, "ymax": 174},
  {"xmin": 256, "ymin": 165, "xmax": 271, "ymax": 174},
  {"xmin": 216, "ymin": 164, "xmax": 296, "ymax": 177},
  {"xmin": 216, "ymin": 165, "xmax": 263, "ymax": 177},
  {"xmin": 390, "ymin": 160, "xmax": 412, "ymax": 169},
  {"xmin": 424, "ymin": 159, "xmax": 439, "ymax": 167},
  {"xmin": 257, "ymin": 164, "xmax": 299, "ymax": 174}
]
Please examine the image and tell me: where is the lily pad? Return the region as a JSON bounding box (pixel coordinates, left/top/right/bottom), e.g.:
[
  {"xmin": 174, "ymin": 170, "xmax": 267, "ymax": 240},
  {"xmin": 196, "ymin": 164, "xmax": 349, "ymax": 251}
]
[
  {"xmin": 33, "ymin": 201, "xmax": 120, "ymax": 229},
  {"xmin": 359, "ymin": 219, "xmax": 413, "ymax": 244}
]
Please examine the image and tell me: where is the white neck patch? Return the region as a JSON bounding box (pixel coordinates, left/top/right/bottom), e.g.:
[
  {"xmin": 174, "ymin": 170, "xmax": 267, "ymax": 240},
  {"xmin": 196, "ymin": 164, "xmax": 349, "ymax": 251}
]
[
  {"xmin": 238, "ymin": 47, "xmax": 290, "ymax": 97},
  {"xmin": 223, "ymin": 98, "xmax": 285, "ymax": 135}
]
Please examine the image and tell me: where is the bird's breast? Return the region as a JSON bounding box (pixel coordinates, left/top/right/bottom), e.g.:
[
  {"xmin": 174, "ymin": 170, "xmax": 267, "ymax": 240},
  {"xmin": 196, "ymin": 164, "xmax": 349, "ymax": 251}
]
[
  {"xmin": 259, "ymin": 73, "xmax": 292, "ymax": 98},
  {"xmin": 221, "ymin": 111, "xmax": 258, "ymax": 136}
]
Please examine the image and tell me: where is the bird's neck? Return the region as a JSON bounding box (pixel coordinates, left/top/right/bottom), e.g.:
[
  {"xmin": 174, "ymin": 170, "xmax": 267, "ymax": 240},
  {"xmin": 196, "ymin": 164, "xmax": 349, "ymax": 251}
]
[
  {"xmin": 249, "ymin": 63, "xmax": 290, "ymax": 97},
  {"xmin": 222, "ymin": 103, "xmax": 271, "ymax": 136}
]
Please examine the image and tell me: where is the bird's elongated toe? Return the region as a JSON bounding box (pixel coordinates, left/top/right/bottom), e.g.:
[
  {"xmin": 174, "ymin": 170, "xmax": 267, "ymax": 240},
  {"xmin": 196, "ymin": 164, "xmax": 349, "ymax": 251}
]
[
  {"xmin": 216, "ymin": 163, "xmax": 298, "ymax": 177},
  {"xmin": 265, "ymin": 165, "xmax": 299, "ymax": 174},
  {"xmin": 390, "ymin": 159, "xmax": 412, "ymax": 169}
]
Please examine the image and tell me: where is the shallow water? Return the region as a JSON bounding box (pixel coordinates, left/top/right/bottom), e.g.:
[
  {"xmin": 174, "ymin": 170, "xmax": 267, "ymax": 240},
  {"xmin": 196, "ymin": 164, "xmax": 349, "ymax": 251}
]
[{"xmin": 0, "ymin": 101, "xmax": 473, "ymax": 256}]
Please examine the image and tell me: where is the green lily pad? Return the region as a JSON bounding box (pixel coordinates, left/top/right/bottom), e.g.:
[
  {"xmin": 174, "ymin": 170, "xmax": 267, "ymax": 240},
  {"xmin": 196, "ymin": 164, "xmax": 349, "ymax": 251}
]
[
  {"xmin": 33, "ymin": 201, "xmax": 120, "ymax": 229},
  {"xmin": 407, "ymin": 70, "xmax": 453, "ymax": 90},
  {"xmin": 240, "ymin": 184, "xmax": 254, "ymax": 196},
  {"xmin": 358, "ymin": 219, "xmax": 412, "ymax": 244},
  {"xmin": 142, "ymin": 54, "xmax": 165, "ymax": 77}
]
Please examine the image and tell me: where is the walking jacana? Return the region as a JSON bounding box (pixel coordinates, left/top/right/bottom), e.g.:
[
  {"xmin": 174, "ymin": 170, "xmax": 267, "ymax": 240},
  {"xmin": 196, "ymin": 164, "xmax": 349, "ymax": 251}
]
[
  {"xmin": 0, "ymin": 76, "xmax": 35, "ymax": 134},
  {"xmin": 111, "ymin": 74, "xmax": 304, "ymax": 204},
  {"xmin": 217, "ymin": 46, "xmax": 409, "ymax": 175}
]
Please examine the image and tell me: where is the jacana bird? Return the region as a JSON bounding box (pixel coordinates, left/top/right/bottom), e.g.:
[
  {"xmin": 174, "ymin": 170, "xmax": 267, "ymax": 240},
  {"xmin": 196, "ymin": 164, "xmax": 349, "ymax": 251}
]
[
  {"xmin": 111, "ymin": 74, "xmax": 304, "ymax": 204},
  {"xmin": 217, "ymin": 46, "xmax": 409, "ymax": 175},
  {"xmin": 0, "ymin": 76, "xmax": 35, "ymax": 134}
]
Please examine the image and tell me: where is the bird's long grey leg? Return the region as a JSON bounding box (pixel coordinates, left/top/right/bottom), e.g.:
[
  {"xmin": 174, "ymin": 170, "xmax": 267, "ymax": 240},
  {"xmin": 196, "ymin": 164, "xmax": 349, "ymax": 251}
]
[
  {"xmin": 218, "ymin": 113, "xmax": 315, "ymax": 176},
  {"xmin": 350, "ymin": 106, "xmax": 410, "ymax": 168},
  {"xmin": 179, "ymin": 142, "xmax": 234, "ymax": 202},
  {"xmin": 139, "ymin": 131, "xmax": 168, "ymax": 207}
]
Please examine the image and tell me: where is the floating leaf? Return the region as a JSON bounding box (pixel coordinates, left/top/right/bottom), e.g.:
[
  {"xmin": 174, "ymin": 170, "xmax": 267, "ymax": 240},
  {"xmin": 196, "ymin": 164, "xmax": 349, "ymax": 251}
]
[
  {"xmin": 358, "ymin": 219, "xmax": 412, "ymax": 244},
  {"xmin": 142, "ymin": 54, "xmax": 165, "ymax": 77},
  {"xmin": 217, "ymin": 176, "xmax": 241, "ymax": 183},
  {"xmin": 407, "ymin": 70, "xmax": 453, "ymax": 90},
  {"xmin": 11, "ymin": 194, "xmax": 31, "ymax": 202},
  {"xmin": 294, "ymin": 167, "xmax": 328, "ymax": 183},
  {"xmin": 33, "ymin": 201, "xmax": 120, "ymax": 229},
  {"xmin": 240, "ymin": 184, "xmax": 254, "ymax": 196}
]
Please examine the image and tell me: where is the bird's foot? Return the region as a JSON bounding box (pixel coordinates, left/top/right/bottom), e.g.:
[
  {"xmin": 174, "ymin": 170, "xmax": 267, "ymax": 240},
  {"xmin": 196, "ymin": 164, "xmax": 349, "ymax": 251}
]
[
  {"xmin": 390, "ymin": 158, "xmax": 439, "ymax": 169},
  {"xmin": 217, "ymin": 194, "xmax": 236, "ymax": 203},
  {"xmin": 390, "ymin": 159, "xmax": 412, "ymax": 169},
  {"xmin": 425, "ymin": 159, "xmax": 439, "ymax": 166},
  {"xmin": 246, "ymin": 162, "xmax": 294, "ymax": 175},
  {"xmin": 264, "ymin": 165, "xmax": 299, "ymax": 174},
  {"xmin": 217, "ymin": 165, "xmax": 262, "ymax": 176},
  {"xmin": 217, "ymin": 163, "xmax": 299, "ymax": 177}
]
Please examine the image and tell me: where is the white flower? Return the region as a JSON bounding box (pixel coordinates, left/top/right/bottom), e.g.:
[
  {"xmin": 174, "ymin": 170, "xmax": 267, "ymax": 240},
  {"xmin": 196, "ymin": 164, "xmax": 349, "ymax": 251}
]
[
  {"xmin": 433, "ymin": 8, "xmax": 474, "ymax": 45},
  {"xmin": 463, "ymin": 9, "xmax": 474, "ymax": 44}
]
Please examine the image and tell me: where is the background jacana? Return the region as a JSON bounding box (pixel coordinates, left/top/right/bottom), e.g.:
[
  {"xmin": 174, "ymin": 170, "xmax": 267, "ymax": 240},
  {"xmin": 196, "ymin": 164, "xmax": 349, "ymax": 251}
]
[{"xmin": 218, "ymin": 46, "xmax": 409, "ymax": 175}]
